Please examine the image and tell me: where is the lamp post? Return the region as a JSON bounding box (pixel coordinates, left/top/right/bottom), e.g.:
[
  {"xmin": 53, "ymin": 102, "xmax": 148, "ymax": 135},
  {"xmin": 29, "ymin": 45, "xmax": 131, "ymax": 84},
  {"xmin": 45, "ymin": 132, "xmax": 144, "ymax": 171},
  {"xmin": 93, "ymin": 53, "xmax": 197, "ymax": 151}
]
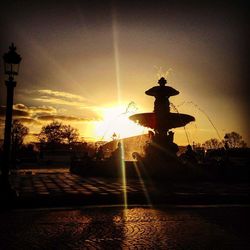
[{"xmin": 1, "ymin": 43, "xmax": 21, "ymax": 196}]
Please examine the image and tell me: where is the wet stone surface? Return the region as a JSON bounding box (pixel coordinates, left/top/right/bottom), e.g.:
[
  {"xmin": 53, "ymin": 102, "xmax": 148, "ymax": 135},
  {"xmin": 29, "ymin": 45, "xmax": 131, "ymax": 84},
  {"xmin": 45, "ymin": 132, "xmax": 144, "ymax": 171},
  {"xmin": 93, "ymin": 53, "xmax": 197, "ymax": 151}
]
[{"xmin": 0, "ymin": 206, "xmax": 249, "ymax": 249}]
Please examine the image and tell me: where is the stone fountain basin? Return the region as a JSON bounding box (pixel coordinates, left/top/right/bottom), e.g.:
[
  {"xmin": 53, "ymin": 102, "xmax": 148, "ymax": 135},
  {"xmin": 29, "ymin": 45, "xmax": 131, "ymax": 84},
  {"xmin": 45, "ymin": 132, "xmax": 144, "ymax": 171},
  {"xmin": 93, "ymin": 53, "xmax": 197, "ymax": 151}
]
[{"xmin": 129, "ymin": 112, "xmax": 195, "ymax": 129}]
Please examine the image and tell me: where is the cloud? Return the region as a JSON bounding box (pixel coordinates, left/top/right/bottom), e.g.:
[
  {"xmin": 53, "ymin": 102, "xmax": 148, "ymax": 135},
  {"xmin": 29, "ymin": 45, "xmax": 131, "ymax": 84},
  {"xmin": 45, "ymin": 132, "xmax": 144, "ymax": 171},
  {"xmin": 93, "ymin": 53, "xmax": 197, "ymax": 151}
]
[
  {"xmin": 0, "ymin": 104, "xmax": 58, "ymax": 129},
  {"xmin": 0, "ymin": 101, "xmax": 102, "ymax": 140},
  {"xmin": 0, "ymin": 106, "xmax": 30, "ymax": 117},
  {"xmin": 18, "ymin": 89, "xmax": 93, "ymax": 108},
  {"xmin": 1, "ymin": 103, "xmax": 101, "ymax": 123},
  {"xmin": 14, "ymin": 104, "xmax": 27, "ymax": 110},
  {"xmin": 37, "ymin": 89, "xmax": 85, "ymax": 102},
  {"xmin": 16, "ymin": 89, "xmax": 100, "ymax": 122},
  {"xmin": 33, "ymin": 97, "xmax": 86, "ymax": 107},
  {"xmin": 37, "ymin": 115, "xmax": 90, "ymax": 122},
  {"xmin": 14, "ymin": 103, "xmax": 57, "ymax": 114},
  {"xmin": 14, "ymin": 117, "xmax": 42, "ymax": 125}
]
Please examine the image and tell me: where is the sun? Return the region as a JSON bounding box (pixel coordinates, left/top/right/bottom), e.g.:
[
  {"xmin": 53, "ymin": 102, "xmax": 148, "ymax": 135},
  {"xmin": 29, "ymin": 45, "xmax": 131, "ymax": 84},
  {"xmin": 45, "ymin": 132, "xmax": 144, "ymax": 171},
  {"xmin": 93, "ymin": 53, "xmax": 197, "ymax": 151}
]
[{"xmin": 95, "ymin": 105, "xmax": 147, "ymax": 141}]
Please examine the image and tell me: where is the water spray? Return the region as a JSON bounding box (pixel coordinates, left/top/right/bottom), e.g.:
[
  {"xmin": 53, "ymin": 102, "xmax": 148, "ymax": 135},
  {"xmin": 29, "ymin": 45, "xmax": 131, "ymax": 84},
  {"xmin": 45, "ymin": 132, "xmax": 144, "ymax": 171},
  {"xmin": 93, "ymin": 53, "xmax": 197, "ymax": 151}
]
[
  {"xmin": 176, "ymin": 101, "xmax": 224, "ymax": 144},
  {"xmin": 154, "ymin": 66, "xmax": 173, "ymax": 80},
  {"xmin": 170, "ymin": 102, "xmax": 191, "ymax": 145},
  {"xmin": 121, "ymin": 101, "xmax": 138, "ymax": 115}
]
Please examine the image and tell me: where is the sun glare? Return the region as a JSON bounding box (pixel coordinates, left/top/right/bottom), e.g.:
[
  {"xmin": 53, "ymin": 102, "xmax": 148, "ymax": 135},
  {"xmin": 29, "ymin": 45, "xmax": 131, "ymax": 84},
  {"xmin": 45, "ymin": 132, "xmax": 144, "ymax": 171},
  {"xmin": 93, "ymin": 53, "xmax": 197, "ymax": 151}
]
[{"xmin": 95, "ymin": 106, "xmax": 146, "ymax": 141}]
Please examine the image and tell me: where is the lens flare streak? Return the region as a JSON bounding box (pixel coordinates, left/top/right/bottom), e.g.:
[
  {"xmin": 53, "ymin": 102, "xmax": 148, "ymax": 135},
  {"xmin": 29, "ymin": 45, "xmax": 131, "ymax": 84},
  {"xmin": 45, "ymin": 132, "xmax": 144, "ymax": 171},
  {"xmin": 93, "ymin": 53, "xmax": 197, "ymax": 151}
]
[
  {"xmin": 112, "ymin": 7, "xmax": 127, "ymax": 210},
  {"xmin": 133, "ymin": 161, "xmax": 152, "ymax": 207},
  {"xmin": 120, "ymin": 141, "xmax": 127, "ymax": 209}
]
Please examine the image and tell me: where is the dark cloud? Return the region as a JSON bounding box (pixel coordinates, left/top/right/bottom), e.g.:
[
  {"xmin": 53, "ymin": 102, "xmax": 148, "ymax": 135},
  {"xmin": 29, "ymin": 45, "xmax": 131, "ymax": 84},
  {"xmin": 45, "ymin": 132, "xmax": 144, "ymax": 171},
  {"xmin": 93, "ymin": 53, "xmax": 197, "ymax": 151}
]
[
  {"xmin": 37, "ymin": 115, "xmax": 93, "ymax": 122},
  {"xmin": 0, "ymin": 103, "xmax": 100, "ymax": 125},
  {"xmin": 14, "ymin": 103, "xmax": 27, "ymax": 110},
  {"xmin": 13, "ymin": 109, "xmax": 30, "ymax": 117},
  {"xmin": 0, "ymin": 106, "xmax": 30, "ymax": 117},
  {"xmin": 14, "ymin": 117, "xmax": 41, "ymax": 125}
]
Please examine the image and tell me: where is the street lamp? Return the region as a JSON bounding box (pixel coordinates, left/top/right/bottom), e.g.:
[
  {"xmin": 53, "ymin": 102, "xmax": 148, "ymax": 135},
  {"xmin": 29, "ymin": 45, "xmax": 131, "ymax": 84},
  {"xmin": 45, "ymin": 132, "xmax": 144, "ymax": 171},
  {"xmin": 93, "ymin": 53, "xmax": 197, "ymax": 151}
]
[
  {"xmin": 1, "ymin": 43, "xmax": 21, "ymax": 200},
  {"xmin": 3, "ymin": 43, "xmax": 21, "ymax": 78}
]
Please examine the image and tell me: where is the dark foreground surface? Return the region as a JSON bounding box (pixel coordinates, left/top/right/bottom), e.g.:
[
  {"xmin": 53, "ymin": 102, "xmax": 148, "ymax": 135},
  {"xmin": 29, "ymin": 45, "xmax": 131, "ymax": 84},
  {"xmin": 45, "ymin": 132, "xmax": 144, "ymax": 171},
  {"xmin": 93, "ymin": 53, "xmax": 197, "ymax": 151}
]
[
  {"xmin": 0, "ymin": 169, "xmax": 249, "ymax": 249},
  {"xmin": 0, "ymin": 205, "xmax": 249, "ymax": 249},
  {"xmin": 7, "ymin": 169, "xmax": 250, "ymax": 208}
]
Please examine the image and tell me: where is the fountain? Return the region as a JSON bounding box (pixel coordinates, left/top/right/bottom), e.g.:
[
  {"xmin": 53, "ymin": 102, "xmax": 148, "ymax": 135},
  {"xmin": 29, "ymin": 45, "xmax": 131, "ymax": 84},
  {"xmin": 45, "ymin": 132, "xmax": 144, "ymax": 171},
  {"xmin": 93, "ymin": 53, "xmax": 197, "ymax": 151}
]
[
  {"xmin": 129, "ymin": 77, "xmax": 195, "ymax": 171},
  {"xmin": 71, "ymin": 77, "xmax": 195, "ymax": 179}
]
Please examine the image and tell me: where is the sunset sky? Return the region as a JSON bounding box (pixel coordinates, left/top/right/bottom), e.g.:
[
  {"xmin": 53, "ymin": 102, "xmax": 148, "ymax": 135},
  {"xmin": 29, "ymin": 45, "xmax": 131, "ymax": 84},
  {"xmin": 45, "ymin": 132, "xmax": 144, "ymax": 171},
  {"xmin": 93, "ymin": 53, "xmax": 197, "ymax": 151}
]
[{"xmin": 0, "ymin": 1, "xmax": 248, "ymax": 145}]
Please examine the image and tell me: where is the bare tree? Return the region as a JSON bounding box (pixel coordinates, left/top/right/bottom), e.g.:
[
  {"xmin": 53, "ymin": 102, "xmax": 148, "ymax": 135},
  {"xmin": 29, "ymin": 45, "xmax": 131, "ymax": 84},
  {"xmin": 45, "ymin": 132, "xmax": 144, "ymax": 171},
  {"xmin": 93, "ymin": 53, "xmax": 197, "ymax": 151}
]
[
  {"xmin": 11, "ymin": 120, "xmax": 29, "ymax": 166},
  {"xmin": 202, "ymin": 138, "xmax": 223, "ymax": 150},
  {"xmin": 62, "ymin": 124, "xmax": 79, "ymax": 145},
  {"xmin": 11, "ymin": 120, "xmax": 29, "ymax": 150},
  {"xmin": 38, "ymin": 121, "xmax": 80, "ymax": 149},
  {"xmin": 38, "ymin": 121, "xmax": 63, "ymax": 146},
  {"xmin": 224, "ymin": 131, "xmax": 247, "ymax": 148}
]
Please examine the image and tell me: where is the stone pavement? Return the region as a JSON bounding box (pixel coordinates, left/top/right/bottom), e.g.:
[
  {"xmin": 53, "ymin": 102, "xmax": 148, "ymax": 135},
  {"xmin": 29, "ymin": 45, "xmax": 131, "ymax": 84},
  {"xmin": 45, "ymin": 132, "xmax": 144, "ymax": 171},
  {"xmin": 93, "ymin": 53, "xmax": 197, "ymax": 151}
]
[
  {"xmin": 9, "ymin": 169, "xmax": 153, "ymax": 208},
  {"xmin": 8, "ymin": 168, "xmax": 250, "ymax": 208},
  {"xmin": 0, "ymin": 206, "xmax": 250, "ymax": 249}
]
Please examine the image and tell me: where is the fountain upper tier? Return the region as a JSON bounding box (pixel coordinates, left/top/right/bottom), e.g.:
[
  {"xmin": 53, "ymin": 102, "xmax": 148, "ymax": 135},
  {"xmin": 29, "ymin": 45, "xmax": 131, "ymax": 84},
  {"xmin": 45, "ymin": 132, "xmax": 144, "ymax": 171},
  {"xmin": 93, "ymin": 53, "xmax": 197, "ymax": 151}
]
[{"xmin": 129, "ymin": 77, "xmax": 195, "ymax": 130}]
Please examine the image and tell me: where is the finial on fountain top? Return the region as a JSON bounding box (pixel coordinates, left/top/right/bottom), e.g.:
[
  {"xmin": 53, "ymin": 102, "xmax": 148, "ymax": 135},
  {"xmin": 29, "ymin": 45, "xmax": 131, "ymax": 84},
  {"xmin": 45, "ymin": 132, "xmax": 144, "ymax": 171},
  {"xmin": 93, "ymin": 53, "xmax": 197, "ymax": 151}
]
[
  {"xmin": 145, "ymin": 77, "xmax": 179, "ymax": 97},
  {"xmin": 158, "ymin": 77, "xmax": 167, "ymax": 86}
]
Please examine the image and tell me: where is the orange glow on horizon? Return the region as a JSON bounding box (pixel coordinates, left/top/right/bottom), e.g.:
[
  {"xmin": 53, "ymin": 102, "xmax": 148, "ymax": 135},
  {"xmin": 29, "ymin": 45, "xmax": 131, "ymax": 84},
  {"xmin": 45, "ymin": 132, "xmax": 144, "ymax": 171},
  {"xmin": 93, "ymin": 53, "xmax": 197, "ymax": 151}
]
[{"xmin": 94, "ymin": 105, "xmax": 147, "ymax": 141}]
